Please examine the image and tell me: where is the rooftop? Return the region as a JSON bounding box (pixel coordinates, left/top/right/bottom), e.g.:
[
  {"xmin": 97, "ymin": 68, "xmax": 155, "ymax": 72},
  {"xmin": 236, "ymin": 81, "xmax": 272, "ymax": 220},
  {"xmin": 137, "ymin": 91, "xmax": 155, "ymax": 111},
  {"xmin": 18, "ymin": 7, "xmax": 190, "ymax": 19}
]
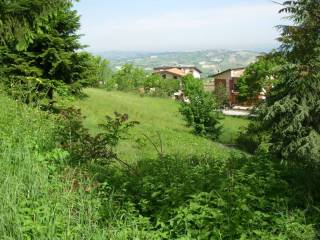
[
  {"xmin": 154, "ymin": 68, "xmax": 186, "ymax": 77},
  {"xmin": 154, "ymin": 66, "xmax": 202, "ymax": 73},
  {"xmin": 210, "ymin": 67, "xmax": 245, "ymax": 78}
]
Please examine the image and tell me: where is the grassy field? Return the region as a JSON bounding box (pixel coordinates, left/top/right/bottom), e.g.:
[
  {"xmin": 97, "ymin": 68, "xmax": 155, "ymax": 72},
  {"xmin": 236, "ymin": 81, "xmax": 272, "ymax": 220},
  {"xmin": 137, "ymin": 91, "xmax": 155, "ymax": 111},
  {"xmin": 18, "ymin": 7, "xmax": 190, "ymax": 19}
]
[
  {"xmin": 219, "ymin": 116, "xmax": 250, "ymax": 144},
  {"xmin": 0, "ymin": 94, "xmax": 110, "ymax": 239},
  {"xmin": 74, "ymin": 88, "xmax": 250, "ymax": 162}
]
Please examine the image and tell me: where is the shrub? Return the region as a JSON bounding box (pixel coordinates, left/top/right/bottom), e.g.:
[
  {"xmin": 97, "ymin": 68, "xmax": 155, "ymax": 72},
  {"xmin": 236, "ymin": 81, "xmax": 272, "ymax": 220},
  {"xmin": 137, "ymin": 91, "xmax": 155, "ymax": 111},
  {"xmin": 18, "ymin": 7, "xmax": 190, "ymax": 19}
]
[
  {"xmin": 112, "ymin": 64, "xmax": 146, "ymax": 91},
  {"xmin": 102, "ymin": 151, "xmax": 317, "ymax": 239},
  {"xmin": 144, "ymin": 75, "xmax": 180, "ymax": 97},
  {"xmin": 236, "ymin": 118, "xmax": 270, "ymax": 154},
  {"xmin": 167, "ymin": 154, "xmax": 317, "ymax": 239},
  {"xmin": 181, "ymin": 74, "xmax": 204, "ymax": 96},
  {"xmin": 180, "ymin": 91, "xmax": 222, "ymax": 140},
  {"xmin": 213, "ymin": 83, "xmax": 229, "ymax": 109},
  {"xmin": 57, "ymin": 107, "xmax": 138, "ymax": 166},
  {"xmin": 157, "ymin": 78, "xmax": 181, "ymax": 97}
]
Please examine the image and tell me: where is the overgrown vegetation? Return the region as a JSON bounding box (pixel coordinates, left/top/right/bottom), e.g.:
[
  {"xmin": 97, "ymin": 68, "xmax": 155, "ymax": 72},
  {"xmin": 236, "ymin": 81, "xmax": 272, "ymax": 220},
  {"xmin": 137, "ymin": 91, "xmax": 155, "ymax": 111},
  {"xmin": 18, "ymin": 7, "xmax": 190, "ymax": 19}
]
[
  {"xmin": 1, "ymin": 92, "xmax": 316, "ymax": 239},
  {"xmin": 1, "ymin": 0, "xmax": 320, "ymax": 239},
  {"xmin": 236, "ymin": 53, "xmax": 284, "ymax": 104},
  {"xmin": 74, "ymin": 88, "xmax": 232, "ymax": 162},
  {"xmin": 107, "ymin": 64, "xmax": 181, "ymax": 97}
]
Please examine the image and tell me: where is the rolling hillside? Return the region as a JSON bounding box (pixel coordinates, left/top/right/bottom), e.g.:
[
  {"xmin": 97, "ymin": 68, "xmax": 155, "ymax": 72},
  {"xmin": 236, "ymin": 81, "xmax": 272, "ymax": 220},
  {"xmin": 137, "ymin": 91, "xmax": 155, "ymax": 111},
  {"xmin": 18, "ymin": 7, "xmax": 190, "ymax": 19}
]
[
  {"xmin": 98, "ymin": 49, "xmax": 261, "ymax": 77},
  {"xmin": 74, "ymin": 88, "xmax": 249, "ymax": 163}
]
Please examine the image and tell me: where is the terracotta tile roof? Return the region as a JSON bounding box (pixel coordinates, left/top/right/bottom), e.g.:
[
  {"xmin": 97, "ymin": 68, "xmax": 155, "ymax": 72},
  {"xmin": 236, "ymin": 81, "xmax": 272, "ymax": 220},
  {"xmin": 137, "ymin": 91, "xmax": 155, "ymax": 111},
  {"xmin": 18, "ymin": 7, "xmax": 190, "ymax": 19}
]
[
  {"xmin": 154, "ymin": 66, "xmax": 202, "ymax": 73},
  {"xmin": 165, "ymin": 68, "xmax": 186, "ymax": 77},
  {"xmin": 154, "ymin": 68, "xmax": 186, "ymax": 77}
]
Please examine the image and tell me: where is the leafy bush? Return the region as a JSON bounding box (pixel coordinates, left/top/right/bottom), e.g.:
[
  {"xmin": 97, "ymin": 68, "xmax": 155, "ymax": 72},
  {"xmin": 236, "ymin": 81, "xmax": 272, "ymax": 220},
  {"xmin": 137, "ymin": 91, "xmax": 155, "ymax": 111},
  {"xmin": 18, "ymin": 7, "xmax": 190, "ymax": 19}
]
[
  {"xmin": 156, "ymin": 77, "xmax": 180, "ymax": 97},
  {"xmin": 57, "ymin": 107, "xmax": 138, "ymax": 166},
  {"xmin": 169, "ymin": 192, "xmax": 315, "ymax": 240},
  {"xmin": 112, "ymin": 64, "xmax": 146, "ymax": 91},
  {"xmin": 213, "ymin": 83, "xmax": 229, "ymax": 109},
  {"xmin": 181, "ymin": 74, "xmax": 204, "ymax": 96},
  {"xmin": 180, "ymin": 91, "xmax": 222, "ymax": 140},
  {"xmin": 102, "ymin": 152, "xmax": 317, "ymax": 239},
  {"xmin": 236, "ymin": 117, "xmax": 270, "ymax": 154},
  {"xmin": 236, "ymin": 53, "xmax": 284, "ymax": 104}
]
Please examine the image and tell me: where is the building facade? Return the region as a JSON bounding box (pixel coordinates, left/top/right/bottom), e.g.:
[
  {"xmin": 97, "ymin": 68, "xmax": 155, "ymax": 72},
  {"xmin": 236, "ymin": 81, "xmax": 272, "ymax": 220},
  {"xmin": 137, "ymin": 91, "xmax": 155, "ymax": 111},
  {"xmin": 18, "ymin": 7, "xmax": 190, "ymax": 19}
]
[
  {"xmin": 154, "ymin": 66, "xmax": 202, "ymax": 79},
  {"xmin": 212, "ymin": 68, "xmax": 245, "ymax": 105}
]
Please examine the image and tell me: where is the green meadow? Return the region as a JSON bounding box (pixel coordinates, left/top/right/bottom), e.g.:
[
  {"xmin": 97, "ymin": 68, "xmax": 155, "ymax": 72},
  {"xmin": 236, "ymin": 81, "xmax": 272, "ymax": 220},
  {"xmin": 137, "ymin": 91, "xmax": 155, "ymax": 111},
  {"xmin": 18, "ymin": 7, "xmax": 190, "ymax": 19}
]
[{"xmin": 74, "ymin": 88, "xmax": 250, "ymax": 163}]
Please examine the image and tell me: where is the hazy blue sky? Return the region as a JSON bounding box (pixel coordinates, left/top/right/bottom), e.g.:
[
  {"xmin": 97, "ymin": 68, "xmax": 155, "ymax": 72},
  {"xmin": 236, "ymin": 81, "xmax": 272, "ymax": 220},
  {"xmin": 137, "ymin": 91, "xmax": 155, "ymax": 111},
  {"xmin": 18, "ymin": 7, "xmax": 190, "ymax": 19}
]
[{"xmin": 73, "ymin": 0, "xmax": 285, "ymax": 52}]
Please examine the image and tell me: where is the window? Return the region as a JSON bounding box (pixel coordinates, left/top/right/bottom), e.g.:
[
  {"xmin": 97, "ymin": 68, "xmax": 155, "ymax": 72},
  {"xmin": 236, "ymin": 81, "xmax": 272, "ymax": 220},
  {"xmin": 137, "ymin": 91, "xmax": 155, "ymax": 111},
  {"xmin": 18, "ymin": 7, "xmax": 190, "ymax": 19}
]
[{"xmin": 162, "ymin": 74, "xmax": 166, "ymax": 79}]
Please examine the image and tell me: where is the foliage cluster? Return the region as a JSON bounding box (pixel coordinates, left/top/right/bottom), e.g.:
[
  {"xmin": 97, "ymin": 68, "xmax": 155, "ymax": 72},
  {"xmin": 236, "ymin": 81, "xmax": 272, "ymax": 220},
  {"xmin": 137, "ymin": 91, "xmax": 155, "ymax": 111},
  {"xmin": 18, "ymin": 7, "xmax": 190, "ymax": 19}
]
[
  {"xmin": 1, "ymin": 84, "xmax": 319, "ymax": 239},
  {"xmin": 236, "ymin": 54, "xmax": 284, "ymax": 103},
  {"xmin": 180, "ymin": 75, "xmax": 222, "ymax": 140},
  {"xmin": 180, "ymin": 92, "xmax": 222, "ymax": 140},
  {"xmin": 56, "ymin": 107, "xmax": 139, "ymax": 170},
  {"xmin": 108, "ymin": 64, "xmax": 181, "ymax": 97},
  {"xmin": 0, "ymin": 0, "xmax": 68, "ymax": 49},
  {"xmin": 0, "ymin": 0, "xmax": 109, "ymax": 103},
  {"xmin": 238, "ymin": 0, "xmax": 320, "ymax": 166},
  {"xmin": 102, "ymin": 152, "xmax": 317, "ymax": 239},
  {"xmin": 213, "ymin": 83, "xmax": 229, "ymax": 109}
]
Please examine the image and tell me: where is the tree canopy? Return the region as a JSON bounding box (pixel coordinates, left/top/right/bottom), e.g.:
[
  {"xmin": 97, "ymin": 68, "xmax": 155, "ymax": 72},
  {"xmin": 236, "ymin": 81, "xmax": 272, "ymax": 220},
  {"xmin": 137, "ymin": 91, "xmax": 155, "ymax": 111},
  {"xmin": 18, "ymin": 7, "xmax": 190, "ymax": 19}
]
[
  {"xmin": 0, "ymin": 0, "xmax": 107, "ymax": 101},
  {"xmin": 0, "ymin": 0, "xmax": 71, "ymax": 50},
  {"xmin": 260, "ymin": 0, "xmax": 320, "ymax": 164},
  {"xmin": 236, "ymin": 54, "xmax": 284, "ymax": 103}
]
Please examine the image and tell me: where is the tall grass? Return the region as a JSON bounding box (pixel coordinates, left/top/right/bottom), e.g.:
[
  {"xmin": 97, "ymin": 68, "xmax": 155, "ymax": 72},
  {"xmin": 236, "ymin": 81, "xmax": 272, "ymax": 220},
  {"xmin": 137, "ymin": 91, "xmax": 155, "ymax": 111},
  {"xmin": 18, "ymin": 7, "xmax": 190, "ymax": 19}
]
[
  {"xmin": 0, "ymin": 94, "xmax": 156, "ymax": 239},
  {"xmin": 0, "ymin": 92, "xmax": 316, "ymax": 239},
  {"xmin": 74, "ymin": 88, "xmax": 246, "ymax": 163}
]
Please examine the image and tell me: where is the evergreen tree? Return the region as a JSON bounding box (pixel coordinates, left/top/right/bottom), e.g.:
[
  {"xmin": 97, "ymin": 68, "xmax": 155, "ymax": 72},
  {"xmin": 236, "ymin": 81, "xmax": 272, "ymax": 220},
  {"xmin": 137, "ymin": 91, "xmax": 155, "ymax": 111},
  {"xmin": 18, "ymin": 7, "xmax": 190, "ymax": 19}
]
[
  {"xmin": 0, "ymin": 1, "xmax": 98, "ymax": 100},
  {"xmin": 0, "ymin": 0, "xmax": 68, "ymax": 49},
  {"xmin": 262, "ymin": 0, "xmax": 320, "ymax": 164}
]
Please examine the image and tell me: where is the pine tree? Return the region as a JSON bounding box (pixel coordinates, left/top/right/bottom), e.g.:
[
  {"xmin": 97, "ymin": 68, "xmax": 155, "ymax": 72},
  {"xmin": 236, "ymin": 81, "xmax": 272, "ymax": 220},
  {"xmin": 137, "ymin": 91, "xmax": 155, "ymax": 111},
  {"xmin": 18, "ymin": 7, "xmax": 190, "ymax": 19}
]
[
  {"xmin": 0, "ymin": 0, "xmax": 68, "ymax": 50},
  {"xmin": 263, "ymin": 0, "xmax": 320, "ymax": 164},
  {"xmin": 0, "ymin": 1, "xmax": 100, "ymax": 100}
]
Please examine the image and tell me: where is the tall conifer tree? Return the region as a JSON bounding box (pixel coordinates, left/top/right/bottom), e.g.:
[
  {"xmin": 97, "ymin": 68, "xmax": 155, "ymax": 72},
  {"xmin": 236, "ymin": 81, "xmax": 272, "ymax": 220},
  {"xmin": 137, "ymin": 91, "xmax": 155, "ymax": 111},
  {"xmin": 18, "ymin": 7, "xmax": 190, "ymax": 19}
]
[{"xmin": 263, "ymin": 0, "xmax": 320, "ymax": 163}]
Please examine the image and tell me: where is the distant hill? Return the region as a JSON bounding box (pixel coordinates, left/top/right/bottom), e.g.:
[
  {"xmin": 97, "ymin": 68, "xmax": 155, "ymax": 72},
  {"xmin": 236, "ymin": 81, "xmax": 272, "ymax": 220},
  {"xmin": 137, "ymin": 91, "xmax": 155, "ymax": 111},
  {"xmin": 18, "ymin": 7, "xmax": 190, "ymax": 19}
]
[{"xmin": 97, "ymin": 49, "xmax": 262, "ymax": 77}]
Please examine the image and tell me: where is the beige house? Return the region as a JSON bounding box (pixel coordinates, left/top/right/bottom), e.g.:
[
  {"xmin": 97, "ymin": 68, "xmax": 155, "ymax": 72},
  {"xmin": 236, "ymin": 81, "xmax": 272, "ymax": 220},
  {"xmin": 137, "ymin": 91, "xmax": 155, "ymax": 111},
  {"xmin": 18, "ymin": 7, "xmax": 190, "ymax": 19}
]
[
  {"xmin": 211, "ymin": 68, "xmax": 245, "ymax": 105},
  {"xmin": 154, "ymin": 66, "xmax": 202, "ymax": 79}
]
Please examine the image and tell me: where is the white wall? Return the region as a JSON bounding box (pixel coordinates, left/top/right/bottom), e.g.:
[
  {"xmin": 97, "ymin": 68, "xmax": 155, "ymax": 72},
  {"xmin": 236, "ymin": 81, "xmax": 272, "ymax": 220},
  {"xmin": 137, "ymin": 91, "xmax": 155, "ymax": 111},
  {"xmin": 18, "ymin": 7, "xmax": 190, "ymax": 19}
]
[{"xmin": 192, "ymin": 70, "xmax": 201, "ymax": 79}]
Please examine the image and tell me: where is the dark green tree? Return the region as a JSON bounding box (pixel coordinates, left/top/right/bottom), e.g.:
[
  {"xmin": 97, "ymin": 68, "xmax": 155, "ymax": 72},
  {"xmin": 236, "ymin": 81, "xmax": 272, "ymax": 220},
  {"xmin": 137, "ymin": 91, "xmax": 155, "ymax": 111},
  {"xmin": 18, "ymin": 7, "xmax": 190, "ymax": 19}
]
[
  {"xmin": 0, "ymin": 1, "xmax": 97, "ymax": 100},
  {"xmin": 0, "ymin": 0, "xmax": 68, "ymax": 49},
  {"xmin": 262, "ymin": 0, "xmax": 320, "ymax": 164}
]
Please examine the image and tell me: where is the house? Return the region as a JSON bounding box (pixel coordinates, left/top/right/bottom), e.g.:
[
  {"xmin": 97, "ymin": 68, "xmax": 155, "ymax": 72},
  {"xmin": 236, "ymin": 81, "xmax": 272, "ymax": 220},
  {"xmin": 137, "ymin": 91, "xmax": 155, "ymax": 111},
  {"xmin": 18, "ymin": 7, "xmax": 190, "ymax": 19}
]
[
  {"xmin": 209, "ymin": 67, "xmax": 267, "ymax": 106},
  {"xmin": 153, "ymin": 66, "xmax": 202, "ymax": 79},
  {"xmin": 211, "ymin": 68, "xmax": 245, "ymax": 105}
]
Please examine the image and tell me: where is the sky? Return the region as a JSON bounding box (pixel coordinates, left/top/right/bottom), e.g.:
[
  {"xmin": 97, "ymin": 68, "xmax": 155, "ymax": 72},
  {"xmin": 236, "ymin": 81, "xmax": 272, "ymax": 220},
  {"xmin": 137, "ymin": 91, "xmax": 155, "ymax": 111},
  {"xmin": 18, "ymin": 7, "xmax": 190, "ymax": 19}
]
[{"xmin": 73, "ymin": 0, "xmax": 285, "ymax": 52}]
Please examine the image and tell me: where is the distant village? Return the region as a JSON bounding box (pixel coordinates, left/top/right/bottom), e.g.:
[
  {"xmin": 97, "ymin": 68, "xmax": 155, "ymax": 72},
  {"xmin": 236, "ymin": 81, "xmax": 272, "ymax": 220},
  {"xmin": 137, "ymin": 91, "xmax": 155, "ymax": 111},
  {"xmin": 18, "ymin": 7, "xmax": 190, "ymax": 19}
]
[{"xmin": 153, "ymin": 65, "xmax": 265, "ymax": 108}]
